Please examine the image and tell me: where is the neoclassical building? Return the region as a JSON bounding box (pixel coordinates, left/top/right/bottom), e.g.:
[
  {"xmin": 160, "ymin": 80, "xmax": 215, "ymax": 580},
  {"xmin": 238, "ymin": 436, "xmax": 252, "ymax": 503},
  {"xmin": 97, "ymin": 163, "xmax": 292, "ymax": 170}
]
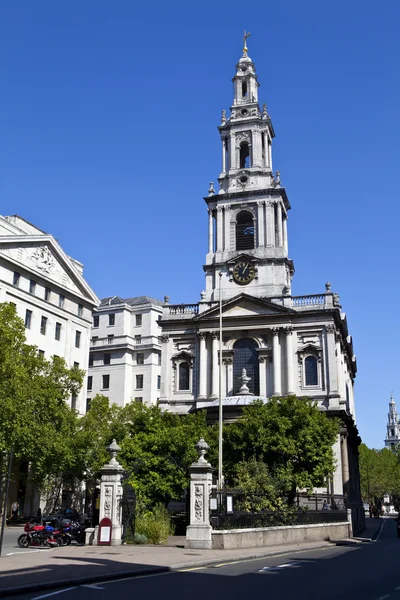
[{"xmin": 159, "ymin": 40, "xmax": 363, "ymax": 531}]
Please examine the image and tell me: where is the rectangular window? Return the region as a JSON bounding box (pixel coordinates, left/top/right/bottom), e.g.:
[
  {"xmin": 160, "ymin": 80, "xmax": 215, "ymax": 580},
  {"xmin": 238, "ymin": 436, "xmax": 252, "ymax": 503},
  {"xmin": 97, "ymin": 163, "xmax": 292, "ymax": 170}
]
[
  {"xmin": 75, "ymin": 330, "xmax": 81, "ymax": 348},
  {"xmin": 136, "ymin": 353, "xmax": 144, "ymax": 365},
  {"xmin": 13, "ymin": 272, "xmax": 20, "ymax": 287},
  {"xmin": 102, "ymin": 374, "xmax": 110, "ymax": 389},
  {"xmin": 25, "ymin": 309, "xmax": 32, "ymax": 329},
  {"xmin": 157, "ymin": 375, "xmax": 161, "ymax": 390},
  {"xmin": 108, "ymin": 313, "xmax": 115, "ymax": 326},
  {"xmin": 135, "ymin": 314, "xmax": 142, "ymax": 327},
  {"xmin": 135, "ymin": 335, "xmax": 142, "ymax": 345},
  {"xmin": 93, "ymin": 314, "xmax": 99, "ymax": 328},
  {"xmin": 55, "ymin": 322, "xmax": 61, "ymax": 341},
  {"xmin": 40, "ymin": 316, "xmax": 47, "ymax": 335},
  {"xmin": 86, "ymin": 398, "xmax": 92, "ymax": 412},
  {"xmin": 157, "ymin": 353, "xmax": 161, "ymax": 366},
  {"xmin": 107, "ymin": 335, "xmax": 114, "ymax": 344},
  {"xmin": 29, "ymin": 279, "xmax": 36, "ymax": 295},
  {"xmin": 71, "ymin": 394, "xmax": 77, "ymax": 410},
  {"xmin": 89, "ymin": 354, "xmax": 94, "ymax": 367},
  {"xmin": 45, "ymin": 287, "xmax": 51, "ymax": 302},
  {"xmin": 38, "ymin": 349, "xmax": 45, "ymax": 357},
  {"xmin": 134, "ymin": 397, "xmax": 143, "ymax": 404},
  {"xmin": 73, "ymin": 361, "xmax": 79, "ymax": 370},
  {"xmin": 59, "ymin": 294, "xmax": 65, "ymax": 309},
  {"xmin": 87, "ymin": 376, "xmax": 92, "ymax": 391},
  {"xmin": 104, "ymin": 353, "xmax": 111, "ymax": 365},
  {"xmin": 78, "ymin": 304, "xmax": 83, "ymax": 317},
  {"xmin": 136, "ymin": 374, "xmax": 143, "ymax": 389}
]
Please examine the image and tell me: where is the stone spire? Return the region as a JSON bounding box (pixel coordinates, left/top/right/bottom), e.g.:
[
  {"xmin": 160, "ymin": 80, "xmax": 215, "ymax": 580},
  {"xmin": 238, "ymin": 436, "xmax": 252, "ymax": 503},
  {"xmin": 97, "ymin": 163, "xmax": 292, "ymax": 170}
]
[{"xmin": 385, "ymin": 393, "xmax": 400, "ymax": 448}]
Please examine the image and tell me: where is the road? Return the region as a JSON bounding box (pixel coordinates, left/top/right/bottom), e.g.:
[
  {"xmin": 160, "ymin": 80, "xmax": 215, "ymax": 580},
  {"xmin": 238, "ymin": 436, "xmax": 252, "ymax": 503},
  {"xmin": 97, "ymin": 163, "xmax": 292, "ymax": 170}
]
[
  {"xmin": 12, "ymin": 517, "xmax": 400, "ymax": 600},
  {"xmin": 0, "ymin": 526, "xmax": 43, "ymax": 556}
]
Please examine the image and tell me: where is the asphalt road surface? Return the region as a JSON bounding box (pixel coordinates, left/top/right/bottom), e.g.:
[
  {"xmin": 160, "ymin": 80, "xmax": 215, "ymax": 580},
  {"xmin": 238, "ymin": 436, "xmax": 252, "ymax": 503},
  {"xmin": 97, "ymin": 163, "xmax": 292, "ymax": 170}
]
[
  {"xmin": 13, "ymin": 517, "xmax": 400, "ymax": 600},
  {"xmin": 0, "ymin": 527, "xmax": 44, "ymax": 556}
]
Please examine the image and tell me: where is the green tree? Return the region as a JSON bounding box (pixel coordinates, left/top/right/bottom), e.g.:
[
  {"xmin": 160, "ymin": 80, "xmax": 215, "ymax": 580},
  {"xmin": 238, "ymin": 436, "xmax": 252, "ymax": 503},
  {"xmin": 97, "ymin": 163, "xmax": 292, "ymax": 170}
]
[
  {"xmin": 224, "ymin": 396, "xmax": 339, "ymax": 501},
  {"xmin": 359, "ymin": 443, "xmax": 400, "ymax": 507}
]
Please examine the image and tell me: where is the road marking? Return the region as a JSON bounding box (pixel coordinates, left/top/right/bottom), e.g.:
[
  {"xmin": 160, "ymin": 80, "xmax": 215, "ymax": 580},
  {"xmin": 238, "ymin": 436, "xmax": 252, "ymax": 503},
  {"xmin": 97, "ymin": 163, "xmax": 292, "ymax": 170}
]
[
  {"xmin": 211, "ymin": 546, "xmax": 332, "ymax": 568},
  {"xmin": 178, "ymin": 567, "xmax": 207, "ymax": 572},
  {"xmin": 373, "ymin": 520, "xmax": 386, "ymax": 542},
  {"xmin": 81, "ymin": 585, "xmax": 105, "ymax": 589},
  {"xmin": 32, "ymin": 588, "xmax": 77, "ymax": 600},
  {"xmin": 101, "ymin": 571, "xmax": 171, "ymax": 584},
  {"xmin": 259, "ymin": 561, "xmax": 300, "ymax": 572},
  {"xmin": 6, "ymin": 550, "xmax": 44, "ymax": 556}
]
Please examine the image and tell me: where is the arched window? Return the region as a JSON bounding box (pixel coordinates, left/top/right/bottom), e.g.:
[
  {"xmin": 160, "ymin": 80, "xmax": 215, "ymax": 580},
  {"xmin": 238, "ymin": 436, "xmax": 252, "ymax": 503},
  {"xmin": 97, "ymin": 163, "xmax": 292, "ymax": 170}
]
[
  {"xmin": 236, "ymin": 211, "xmax": 254, "ymax": 250},
  {"xmin": 240, "ymin": 142, "xmax": 250, "ymax": 168},
  {"xmin": 305, "ymin": 356, "xmax": 318, "ymax": 386},
  {"xmin": 242, "ymin": 81, "xmax": 248, "ymax": 97},
  {"xmin": 233, "ymin": 339, "xmax": 259, "ymax": 395},
  {"xmin": 179, "ymin": 362, "xmax": 190, "ymax": 390}
]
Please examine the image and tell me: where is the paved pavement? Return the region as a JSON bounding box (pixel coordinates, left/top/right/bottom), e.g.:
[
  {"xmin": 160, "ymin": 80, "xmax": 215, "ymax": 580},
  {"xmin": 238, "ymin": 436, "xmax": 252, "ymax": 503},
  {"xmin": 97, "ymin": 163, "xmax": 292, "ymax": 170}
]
[{"xmin": 0, "ymin": 518, "xmax": 383, "ymax": 597}]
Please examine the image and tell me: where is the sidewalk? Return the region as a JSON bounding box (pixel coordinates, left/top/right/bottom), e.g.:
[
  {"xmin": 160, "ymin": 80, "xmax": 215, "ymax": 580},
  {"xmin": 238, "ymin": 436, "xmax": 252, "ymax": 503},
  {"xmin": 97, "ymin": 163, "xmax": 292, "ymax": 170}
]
[{"xmin": 0, "ymin": 519, "xmax": 383, "ymax": 597}]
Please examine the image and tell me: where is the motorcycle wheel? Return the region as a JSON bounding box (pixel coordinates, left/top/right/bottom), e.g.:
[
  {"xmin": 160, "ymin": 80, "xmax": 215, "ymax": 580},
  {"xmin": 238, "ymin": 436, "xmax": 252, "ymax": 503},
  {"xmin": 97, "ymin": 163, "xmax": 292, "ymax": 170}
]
[
  {"xmin": 17, "ymin": 534, "xmax": 29, "ymax": 548},
  {"xmin": 63, "ymin": 535, "xmax": 71, "ymax": 546}
]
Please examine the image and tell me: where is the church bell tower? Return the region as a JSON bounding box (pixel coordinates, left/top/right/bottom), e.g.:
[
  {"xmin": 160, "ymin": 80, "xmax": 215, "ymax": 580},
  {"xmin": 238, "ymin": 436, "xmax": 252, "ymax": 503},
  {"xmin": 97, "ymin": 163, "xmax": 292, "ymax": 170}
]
[{"xmin": 202, "ymin": 34, "xmax": 294, "ymax": 303}]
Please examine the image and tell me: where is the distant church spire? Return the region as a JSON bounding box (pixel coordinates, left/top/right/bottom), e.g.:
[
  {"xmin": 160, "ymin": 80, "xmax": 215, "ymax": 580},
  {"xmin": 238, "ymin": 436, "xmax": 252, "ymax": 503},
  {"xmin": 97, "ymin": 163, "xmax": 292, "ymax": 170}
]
[{"xmin": 385, "ymin": 393, "xmax": 400, "ymax": 447}]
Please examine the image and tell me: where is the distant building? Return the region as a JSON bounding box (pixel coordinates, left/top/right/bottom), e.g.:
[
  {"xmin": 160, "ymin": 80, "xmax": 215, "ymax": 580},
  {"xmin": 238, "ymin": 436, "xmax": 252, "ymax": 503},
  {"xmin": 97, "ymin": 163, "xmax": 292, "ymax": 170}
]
[
  {"xmin": 159, "ymin": 40, "xmax": 364, "ymax": 532},
  {"xmin": 88, "ymin": 296, "xmax": 163, "ymax": 408},
  {"xmin": 385, "ymin": 393, "xmax": 400, "ymax": 448},
  {"xmin": 0, "ymin": 214, "xmax": 99, "ymax": 413}
]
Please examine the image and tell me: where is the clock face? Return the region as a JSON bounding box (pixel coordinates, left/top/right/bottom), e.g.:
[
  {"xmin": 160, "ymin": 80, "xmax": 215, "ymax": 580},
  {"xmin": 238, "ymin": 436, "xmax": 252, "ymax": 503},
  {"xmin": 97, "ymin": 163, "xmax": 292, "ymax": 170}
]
[{"xmin": 232, "ymin": 261, "xmax": 255, "ymax": 285}]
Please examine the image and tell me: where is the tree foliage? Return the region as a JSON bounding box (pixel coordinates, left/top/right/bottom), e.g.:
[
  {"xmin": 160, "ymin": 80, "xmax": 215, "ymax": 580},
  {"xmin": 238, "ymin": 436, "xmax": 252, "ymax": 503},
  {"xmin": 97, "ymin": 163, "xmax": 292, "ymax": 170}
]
[
  {"xmin": 224, "ymin": 397, "xmax": 339, "ymax": 498},
  {"xmin": 358, "ymin": 443, "xmax": 400, "ymax": 506}
]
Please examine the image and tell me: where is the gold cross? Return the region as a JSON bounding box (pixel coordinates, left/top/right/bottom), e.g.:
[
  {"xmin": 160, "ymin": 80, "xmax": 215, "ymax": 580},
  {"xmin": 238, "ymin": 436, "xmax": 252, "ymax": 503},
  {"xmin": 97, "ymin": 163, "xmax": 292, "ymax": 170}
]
[{"xmin": 243, "ymin": 30, "xmax": 250, "ymax": 52}]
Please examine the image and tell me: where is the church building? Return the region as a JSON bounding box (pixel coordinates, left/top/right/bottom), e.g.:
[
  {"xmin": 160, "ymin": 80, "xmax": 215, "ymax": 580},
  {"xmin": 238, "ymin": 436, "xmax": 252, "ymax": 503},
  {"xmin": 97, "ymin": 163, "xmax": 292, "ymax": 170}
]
[
  {"xmin": 159, "ymin": 39, "xmax": 364, "ymax": 531},
  {"xmin": 385, "ymin": 393, "xmax": 400, "ymax": 448}
]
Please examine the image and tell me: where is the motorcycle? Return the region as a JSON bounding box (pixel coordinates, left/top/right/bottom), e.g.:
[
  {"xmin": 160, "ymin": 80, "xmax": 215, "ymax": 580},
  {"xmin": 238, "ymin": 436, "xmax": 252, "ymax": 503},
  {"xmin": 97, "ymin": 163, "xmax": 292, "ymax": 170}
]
[{"xmin": 17, "ymin": 520, "xmax": 61, "ymax": 548}]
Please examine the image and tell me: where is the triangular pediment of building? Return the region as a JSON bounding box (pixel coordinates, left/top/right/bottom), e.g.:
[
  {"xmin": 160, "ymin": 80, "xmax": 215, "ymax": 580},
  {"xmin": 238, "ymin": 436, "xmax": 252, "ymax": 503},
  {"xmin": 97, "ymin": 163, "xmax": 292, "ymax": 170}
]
[
  {"xmin": 196, "ymin": 293, "xmax": 294, "ymax": 320},
  {"xmin": 225, "ymin": 253, "xmax": 257, "ymax": 265},
  {"xmin": 0, "ymin": 235, "xmax": 99, "ymax": 306}
]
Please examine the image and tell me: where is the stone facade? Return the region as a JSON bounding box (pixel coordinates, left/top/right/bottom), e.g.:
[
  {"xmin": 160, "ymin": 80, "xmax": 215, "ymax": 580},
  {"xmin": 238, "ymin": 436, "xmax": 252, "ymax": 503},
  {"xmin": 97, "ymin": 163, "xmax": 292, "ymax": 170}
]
[
  {"xmin": 88, "ymin": 296, "xmax": 163, "ymax": 408},
  {"xmin": 0, "ymin": 214, "xmax": 99, "ymax": 414},
  {"xmin": 159, "ymin": 42, "xmax": 363, "ymax": 527}
]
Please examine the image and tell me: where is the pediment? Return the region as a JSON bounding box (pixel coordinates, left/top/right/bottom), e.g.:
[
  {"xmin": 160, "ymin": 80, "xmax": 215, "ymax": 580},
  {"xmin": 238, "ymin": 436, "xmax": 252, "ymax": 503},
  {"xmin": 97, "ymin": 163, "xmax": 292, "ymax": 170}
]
[
  {"xmin": 196, "ymin": 293, "xmax": 294, "ymax": 321},
  {"xmin": 225, "ymin": 253, "xmax": 257, "ymax": 265},
  {"xmin": 0, "ymin": 236, "xmax": 99, "ymax": 305}
]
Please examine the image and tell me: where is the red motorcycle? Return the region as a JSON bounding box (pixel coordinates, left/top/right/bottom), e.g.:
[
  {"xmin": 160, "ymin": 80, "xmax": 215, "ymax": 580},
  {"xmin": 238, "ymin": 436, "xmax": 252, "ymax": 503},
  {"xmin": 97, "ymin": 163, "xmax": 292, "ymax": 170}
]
[{"xmin": 17, "ymin": 520, "xmax": 61, "ymax": 548}]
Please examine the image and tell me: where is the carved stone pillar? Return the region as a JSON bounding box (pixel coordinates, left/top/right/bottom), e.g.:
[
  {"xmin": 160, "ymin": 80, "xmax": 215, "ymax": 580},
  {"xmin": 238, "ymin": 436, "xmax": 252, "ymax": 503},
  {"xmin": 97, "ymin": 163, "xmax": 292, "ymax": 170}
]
[
  {"xmin": 186, "ymin": 438, "xmax": 213, "ymax": 550},
  {"xmin": 277, "ymin": 202, "xmax": 283, "ymax": 247},
  {"xmin": 285, "ymin": 327, "xmax": 295, "ymax": 395},
  {"xmin": 272, "ymin": 328, "xmax": 281, "ymax": 396},
  {"xmin": 197, "ymin": 332, "xmax": 207, "ymax": 400},
  {"xmin": 257, "ymin": 201, "xmax": 265, "ymax": 247},
  {"xmin": 210, "ymin": 331, "xmax": 219, "ymax": 399},
  {"xmin": 95, "ymin": 440, "xmax": 124, "ymax": 546},
  {"xmin": 208, "ymin": 209, "xmax": 214, "ymax": 254}
]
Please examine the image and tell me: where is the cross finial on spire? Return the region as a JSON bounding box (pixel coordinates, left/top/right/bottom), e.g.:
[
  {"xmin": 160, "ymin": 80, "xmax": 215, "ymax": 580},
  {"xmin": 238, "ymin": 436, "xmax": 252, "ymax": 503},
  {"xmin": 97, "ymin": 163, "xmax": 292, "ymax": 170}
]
[{"xmin": 242, "ymin": 30, "xmax": 250, "ymax": 54}]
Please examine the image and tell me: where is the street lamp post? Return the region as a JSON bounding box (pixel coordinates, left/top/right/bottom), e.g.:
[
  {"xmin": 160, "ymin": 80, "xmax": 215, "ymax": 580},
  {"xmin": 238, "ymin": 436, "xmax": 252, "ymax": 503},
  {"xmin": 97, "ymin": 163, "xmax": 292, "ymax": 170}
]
[
  {"xmin": 218, "ymin": 271, "xmax": 223, "ymax": 491},
  {"xmin": 0, "ymin": 448, "xmax": 13, "ymax": 557}
]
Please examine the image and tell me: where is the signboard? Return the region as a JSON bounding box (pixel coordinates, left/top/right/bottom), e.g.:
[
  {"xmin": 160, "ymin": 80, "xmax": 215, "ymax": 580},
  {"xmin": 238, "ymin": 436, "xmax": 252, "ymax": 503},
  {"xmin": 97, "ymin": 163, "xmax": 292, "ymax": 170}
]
[
  {"xmin": 97, "ymin": 517, "xmax": 112, "ymax": 546},
  {"xmin": 210, "ymin": 498, "xmax": 218, "ymax": 511},
  {"xmin": 226, "ymin": 495, "xmax": 233, "ymax": 514}
]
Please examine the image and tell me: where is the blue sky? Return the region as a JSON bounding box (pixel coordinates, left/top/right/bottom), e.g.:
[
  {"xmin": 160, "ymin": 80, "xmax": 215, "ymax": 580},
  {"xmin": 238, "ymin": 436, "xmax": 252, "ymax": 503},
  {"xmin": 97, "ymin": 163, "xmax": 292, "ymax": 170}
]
[{"xmin": 2, "ymin": 1, "xmax": 399, "ymax": 449}]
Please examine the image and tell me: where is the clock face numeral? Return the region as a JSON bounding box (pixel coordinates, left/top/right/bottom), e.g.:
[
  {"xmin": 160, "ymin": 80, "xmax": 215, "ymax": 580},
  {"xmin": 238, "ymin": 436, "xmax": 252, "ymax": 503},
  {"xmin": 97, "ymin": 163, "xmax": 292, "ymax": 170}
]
[{"xmin": 233, "ymin": 261, "xmax": 255, "ymax": 285}]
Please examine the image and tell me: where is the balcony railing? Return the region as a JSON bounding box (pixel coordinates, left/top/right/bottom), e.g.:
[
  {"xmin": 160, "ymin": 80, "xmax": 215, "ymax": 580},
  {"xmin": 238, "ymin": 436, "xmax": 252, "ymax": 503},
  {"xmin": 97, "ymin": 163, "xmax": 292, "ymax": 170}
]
[
  {"xmin": 292, "ymin": 294, "xmax": 325, "ymax": 308},
  {"xmin": 90, "ymin": 335, "xmax": 161, "ymax": 349},
  {"xmin": 167, "ymin": 304, "xmax": 199, "ymax": 316}
]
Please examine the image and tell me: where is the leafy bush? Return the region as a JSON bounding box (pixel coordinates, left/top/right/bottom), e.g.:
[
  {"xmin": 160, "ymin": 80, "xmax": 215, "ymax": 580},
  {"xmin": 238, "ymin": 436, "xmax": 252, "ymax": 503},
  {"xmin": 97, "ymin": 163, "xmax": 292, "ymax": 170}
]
[
  {"xmin": 133, "ymin": 532, "xmax": 148, "ymax": 545},
  {"xmin": 135, "ymin": 504, "xmax": 175, "ymax": 544}
]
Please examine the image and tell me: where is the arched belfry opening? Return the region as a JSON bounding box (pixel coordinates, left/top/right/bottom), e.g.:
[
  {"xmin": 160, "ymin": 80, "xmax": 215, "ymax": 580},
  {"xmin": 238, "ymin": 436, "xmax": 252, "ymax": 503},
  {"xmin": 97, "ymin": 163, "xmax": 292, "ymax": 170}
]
[
  {"xmin": 233, "ymin": 339, "xmax": 259, "ymax": 395},
  {"xmin": 239, "ymin": 142, "xmax": 250, "ymax": 169},
  {"xmin": 236, "ymin": 210, "xmax": 255, "ymax": 250}
]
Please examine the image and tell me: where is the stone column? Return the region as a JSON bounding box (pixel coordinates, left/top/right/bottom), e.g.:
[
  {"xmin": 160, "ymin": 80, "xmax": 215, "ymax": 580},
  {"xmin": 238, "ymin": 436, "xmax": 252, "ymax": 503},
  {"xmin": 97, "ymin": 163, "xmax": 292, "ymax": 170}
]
[
  {"xmin": 197, "ymin": 332, "xmax": 207, "ymax": 399},
  {"xmin": 210, "ymin": 331, "xmax": 219, "ymax": 399},
  {"xmin": 266, "ymin": 202, "xmax": 275, "ymax": 246},
  {"xmin": 227, "ymin": 358, "xmax": 233, "ymax": 396},
  {"xmin": 272, "ymin": 328, "xmax": 282, "ymax": 396},
  {"xmin": 259, "ymin": 356, "xmax": 267, "ymax": 397},
  {"xmin": 268, "ymin": 140, "xmax": 272, "ymax": 171},
  {"xmin": 216, "ymin": 207, "xmax": 223, "ymax": 252},
  {"xmin": 285, "ymin": 327, "xmax": 295, "ymax": 395},
  {"xmin": 224, "ymin": 205, "xmax": 231, "ymax": 251},
  {"xmin": 283, "ymin": 217, "xmax": 288, "ymax": 254},
  {"xmin": 341, "ymin": 432, "xmax": 350, "ymax": 499},
  {"xmin": 208, "ymin": 209, "xmax": 214, "ymax": 254},
  {"xmin": 159, "ymin": 334, "xmax": 170, "ymax": 401},
  {"xmin": 221, "ymin": 138, "xmax": 226, "ymax": 172},
  {"xmin": 326, "ymin": 324, "xmax": 339, "ymax": 396},
  {"xmin": 186, "ymin": 438, "xmax": 213, "ymax": 550},
  {"xmin": 257, "ymin": 201, "xmax": 265, "ymax": 247},
  {"xmin": 96, "ymin": 440, "xmax": 124, "ymax": 546},
  {"xmin": 277, "ymin": 202, "xmax": 283, "ymax": 247}
]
